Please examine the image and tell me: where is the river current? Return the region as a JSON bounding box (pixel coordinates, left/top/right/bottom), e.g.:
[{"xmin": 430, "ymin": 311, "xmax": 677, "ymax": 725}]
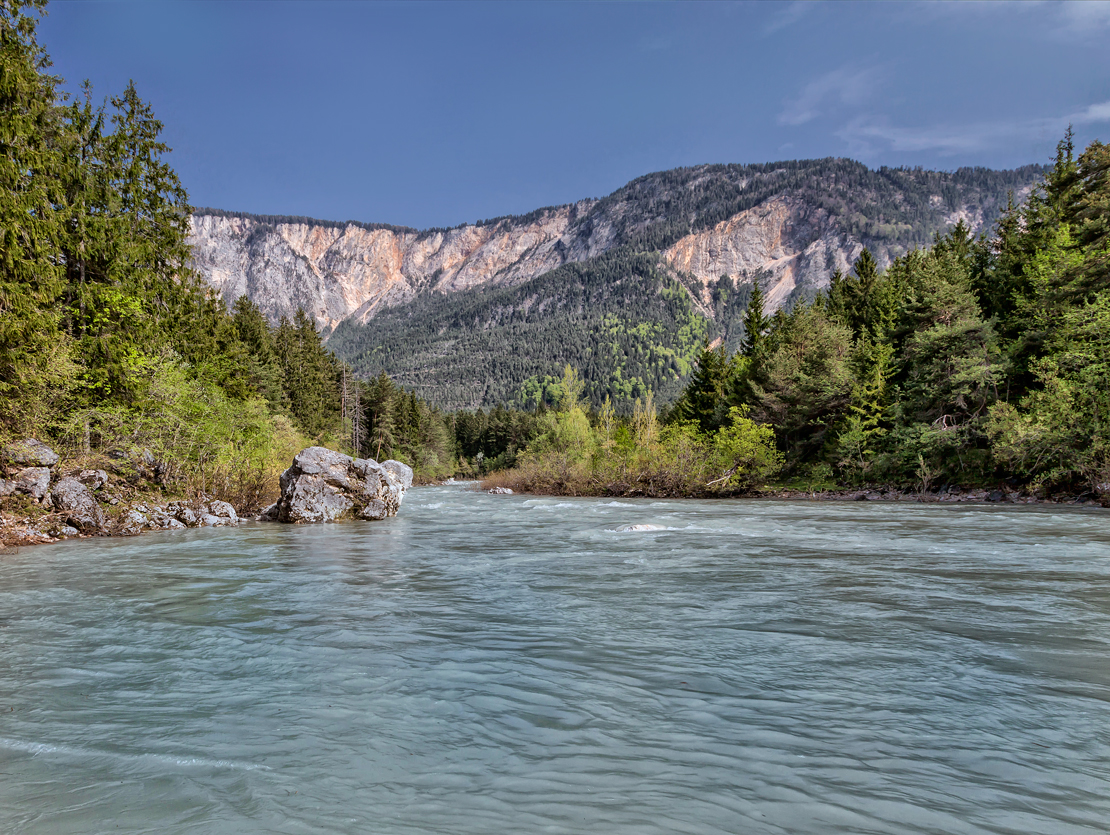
[{"xmin": 1, "ymin": 486, "xmax": 1108, "ymax": 834}]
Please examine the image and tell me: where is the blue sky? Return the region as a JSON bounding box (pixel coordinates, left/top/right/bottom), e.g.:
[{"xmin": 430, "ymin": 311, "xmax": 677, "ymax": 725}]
[{"xmin": 39, "ymin": 0, "xmax": 1110, "ymax": 229}]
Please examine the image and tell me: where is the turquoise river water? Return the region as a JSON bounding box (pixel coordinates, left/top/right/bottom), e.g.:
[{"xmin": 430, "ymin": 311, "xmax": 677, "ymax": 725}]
[{"xmin": 1, "ymin": 485, "xmax": 1109, "ymax": 834}]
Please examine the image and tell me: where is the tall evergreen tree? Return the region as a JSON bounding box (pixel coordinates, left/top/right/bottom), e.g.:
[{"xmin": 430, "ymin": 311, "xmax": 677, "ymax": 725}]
[
  {"xmin": 739, "ymin": 278, "xmax": 768, "ymax": 356},
  {"xmin": 0, "ymin": 0, "xmax": 64, "ymax": 414}
]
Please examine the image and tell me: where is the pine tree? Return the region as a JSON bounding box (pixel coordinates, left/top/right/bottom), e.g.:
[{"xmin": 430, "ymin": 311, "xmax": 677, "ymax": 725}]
[
  {"xmin": 739, "ymin": 278, "xmax": 768, "ymax": 356},
  {"xmin": 0, "ymin": 0, "xmax": 64, "ymax": 408}
]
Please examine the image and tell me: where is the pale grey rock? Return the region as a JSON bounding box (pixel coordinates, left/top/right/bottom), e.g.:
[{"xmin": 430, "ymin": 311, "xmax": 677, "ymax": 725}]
[
  {"xmin": 50, "ymin": 477, "xmax": 107, "ymax": 533},
  {"xmin": 2, "ymin": 439, "xmax": 59, "ymax": 469},
  {"xmin": 10, "ymin": 467, "xmax": 51, "ymax": 500},
  {"xmin": 116, "ymin": 509, "xmax": 148, "ymax": 536},
  {"xmin": 206, "ymin": 500, "xmax": 239, "ymax": 524},
  {"xmin": 487, "ymin": 486, "xmax": 513, "ymax": 494},
  {"xmin": 77, "ymin": 469, "xmax": 109, "ymax": 490},
  {"xmin": 271, "ymin": 446, "xmax": 411, "ymax": 524},
  {"xmin": 166, "ymin": 502, "xmax": 199, "ymax": 527},
  {"xmin": 148, "ymin": 512, "xmax": 186, "ymax": 530},
  {"xmin": 382, "ymin": 460, "xmax": 414, "ymax": 491},
  {"xmin": 0, "ymin": 467, "xmax": 51, "ymax": 499}
]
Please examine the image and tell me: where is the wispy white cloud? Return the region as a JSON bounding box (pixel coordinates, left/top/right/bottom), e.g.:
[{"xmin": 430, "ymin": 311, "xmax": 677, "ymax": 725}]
[
  {"xmin": 906, "ymin": 0, "xmax": 1110, "ymax": 40},
  {"xmin": 778, "ymin": 66, "xmax": 881, "ymax": 127},
  {"xmin": 762, "ymin": 1, "xmax": 812, "ymax": 37},
  {"xmin": 835, "ymin": 100, "xmax": 1110, "ymax": 156},
  {"xmin": 1057, "ymin": 0, "xmax": 1110, "ymax": 34}
]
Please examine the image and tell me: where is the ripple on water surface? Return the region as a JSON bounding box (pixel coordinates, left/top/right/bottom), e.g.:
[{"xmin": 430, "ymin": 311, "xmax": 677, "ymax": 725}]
[{"xmin": 1, "ymin": 488, "xmax": 1109, "ymax": 834}]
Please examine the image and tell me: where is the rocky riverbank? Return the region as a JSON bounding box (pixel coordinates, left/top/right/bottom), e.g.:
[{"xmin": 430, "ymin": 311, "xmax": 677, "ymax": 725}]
[
  {"xmin": 0, "ymin": 439, "xmax": 243, "ymax": 548},
  {"xmin": 0, "ymin": 440, "xmax": 416, "ymax": 550}
]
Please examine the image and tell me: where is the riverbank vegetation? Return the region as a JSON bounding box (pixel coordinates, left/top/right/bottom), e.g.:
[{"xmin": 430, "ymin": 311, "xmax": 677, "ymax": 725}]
[
  {"xmin": 0, "ymin": 1, "xmax": 339, "ymax": 508},
  {"xmin": 487, "ymin": 132, "xmax": 1110, "ymax": 501}
]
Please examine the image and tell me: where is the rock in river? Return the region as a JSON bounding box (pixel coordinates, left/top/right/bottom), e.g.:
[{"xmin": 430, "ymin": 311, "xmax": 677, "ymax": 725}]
[{"xmin": 267, "ymin": 447, "xmax": 412, "ymax": 524}]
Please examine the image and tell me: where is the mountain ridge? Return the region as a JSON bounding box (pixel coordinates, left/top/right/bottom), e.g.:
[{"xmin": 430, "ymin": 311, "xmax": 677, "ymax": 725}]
[{"xmin": 187, "ymin": 157, "xmax": 1046, "ymax": 409}]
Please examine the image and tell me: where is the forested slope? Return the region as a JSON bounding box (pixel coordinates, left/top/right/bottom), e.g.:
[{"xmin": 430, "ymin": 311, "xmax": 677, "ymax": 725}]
[
  {"xmin": 328, "ymin": 249, "xmax": 728, "ymax": 411},
  {"xmin": 317, "ymin": 161, "xmax": 1042, "ymax": 411},
  {"xmin": 191, "ymin": 159, "xmax": 1044, "ymax": 412}
]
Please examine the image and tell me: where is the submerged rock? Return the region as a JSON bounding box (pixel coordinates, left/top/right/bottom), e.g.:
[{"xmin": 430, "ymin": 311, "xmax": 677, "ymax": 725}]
[{"xmin": 271, "ymin": 446, "xmax": 412, "ymax": 524}]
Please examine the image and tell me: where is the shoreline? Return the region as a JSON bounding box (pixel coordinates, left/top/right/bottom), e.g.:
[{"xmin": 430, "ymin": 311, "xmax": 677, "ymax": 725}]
[
  {"xmin": 6, "ymin": 474, "xmax": 1105, "ymax": 553},
  {"xmin": 0, "ymin": 439, "xmax": 248, "ymax": 551},
  {"xmin": 468, "ymin": 478, "xmax": 1108, "ymax": 508}
]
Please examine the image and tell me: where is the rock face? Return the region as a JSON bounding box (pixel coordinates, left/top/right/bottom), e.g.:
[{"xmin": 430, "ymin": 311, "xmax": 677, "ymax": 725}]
[
  {"xmin": 0, "ymin": 439, "xmax": 59, "ymax": 500},
  {"xmin": 662, "ymin": 196, "xmax": 857, "ymax": 310},
  {"xmin": 189, "ymin": 163, "xmax": 1041, "ymax": 333},
  {"xmin": 189, "ymin": 205, "xmax": 595, "ymax": 332},
  {"xmin": 267, "ymin": 446, "xmax": 412, "ymax": 524}
]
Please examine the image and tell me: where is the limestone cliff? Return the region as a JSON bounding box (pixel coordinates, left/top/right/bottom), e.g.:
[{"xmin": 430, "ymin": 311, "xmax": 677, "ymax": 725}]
[{"xmin": 189, "ymin": 159, "xmax": 1043, "ymax": 332}]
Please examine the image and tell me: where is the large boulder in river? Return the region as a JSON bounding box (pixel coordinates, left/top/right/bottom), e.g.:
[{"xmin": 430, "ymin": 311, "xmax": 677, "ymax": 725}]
[
  {"xmin": 269, "ymin": 447, "xmax": 412, "ymax": 524},
  {"xmin": 49, "ymin": 476, "xmax": 107, "ymax": 533}
]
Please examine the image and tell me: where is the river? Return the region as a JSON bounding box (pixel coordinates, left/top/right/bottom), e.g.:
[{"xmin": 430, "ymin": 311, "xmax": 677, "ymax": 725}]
[{"xmin": 1, "ymin": 486, "xmax": 1108, "ymax": 834}]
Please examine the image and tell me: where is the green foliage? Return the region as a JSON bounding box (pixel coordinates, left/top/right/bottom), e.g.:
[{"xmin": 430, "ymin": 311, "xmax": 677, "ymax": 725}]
[
  {"xmin": 650, "ymin": 135, "xmax": 1110, "ymax": 494},
  {"xmin": 753, "ymin": 302, "xmax": 855, "ymax": 467},
  {"xmin": 0, "ymin": 0, "xmax": 64, "ymax": 400},
  {"xmin": 329, "ymin": 247, "xmax": 708, "ymax": 411},
  {"xmin": 670, "ymin": 344, "xmax": 731, "ymax": 432},
  {"xmin": 0, "ymin": 2, "xmax": 353, "ymax": 505},
  {"xmin": 491, "ymin": 384, "xmax": 782, "ymax": 497},
  {"xmin": 986, "ymin": 293, "xmax": 1110, "ymax": 491}
]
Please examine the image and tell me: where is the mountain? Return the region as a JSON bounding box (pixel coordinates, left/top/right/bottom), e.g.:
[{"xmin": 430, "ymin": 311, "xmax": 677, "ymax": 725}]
[{"xmin": 188, "ymin": 158, "xmax": 1044, "ymax": 409}]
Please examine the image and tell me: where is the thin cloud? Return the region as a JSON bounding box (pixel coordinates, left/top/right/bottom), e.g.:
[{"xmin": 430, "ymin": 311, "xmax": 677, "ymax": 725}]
[
  {"xmin": 778, "ymin": 66, "xmax": 880, "ymax": 127},
  {"xmin": 836, "ymin": 100, "xmax": 1110, "ymax": 156},
  {"xmin": 1057, "ymin": 0, "xmax": 1110, "ymax": 34},
  {"xmin": 762, "ymin": 1, "xmax": 811, "ymax": 37}
]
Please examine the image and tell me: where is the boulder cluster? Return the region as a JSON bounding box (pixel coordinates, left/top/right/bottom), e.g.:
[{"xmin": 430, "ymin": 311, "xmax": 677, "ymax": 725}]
[
  {"xmin": 0, "ymin": 439, "xmax": 240, "ymax": 546},
  {"xmin": 261, "ymin": 446, "xmax": 412, "ymax": 523},
  {"xmin": 2, "ymin": 441, "xmax": 414, "ymax": 548}
]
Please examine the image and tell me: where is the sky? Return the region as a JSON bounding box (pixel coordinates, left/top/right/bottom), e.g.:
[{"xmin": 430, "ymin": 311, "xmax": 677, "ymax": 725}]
[{"xmin": 37, "ymin": 0, "xmax": 1110, "ymax": 229}]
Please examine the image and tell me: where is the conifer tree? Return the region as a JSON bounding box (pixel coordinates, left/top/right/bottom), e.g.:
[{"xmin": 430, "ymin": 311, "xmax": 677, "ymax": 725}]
[
  {"xmin": 0, "ymin": 0, "xmax": 64, "ymax": 407},
  {"xmin": 739, "ymin": 278, "xmax": 768, "ymax": 356}
]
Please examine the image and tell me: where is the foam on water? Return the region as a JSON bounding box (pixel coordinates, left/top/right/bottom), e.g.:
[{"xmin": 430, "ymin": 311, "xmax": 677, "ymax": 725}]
[{"xmin": 2, "ymin": 490, "xmax": 1109, "ymax": 834}]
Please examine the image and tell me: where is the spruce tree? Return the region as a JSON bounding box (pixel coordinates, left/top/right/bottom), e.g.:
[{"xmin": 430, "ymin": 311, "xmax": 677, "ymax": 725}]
[
  {"xmin": 0, "ymin": 0, "xmax": 64, "ymax": 407},
  {"xmin": 739, "ymin": 278, "xmax": 768, "ymax": 356}
]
